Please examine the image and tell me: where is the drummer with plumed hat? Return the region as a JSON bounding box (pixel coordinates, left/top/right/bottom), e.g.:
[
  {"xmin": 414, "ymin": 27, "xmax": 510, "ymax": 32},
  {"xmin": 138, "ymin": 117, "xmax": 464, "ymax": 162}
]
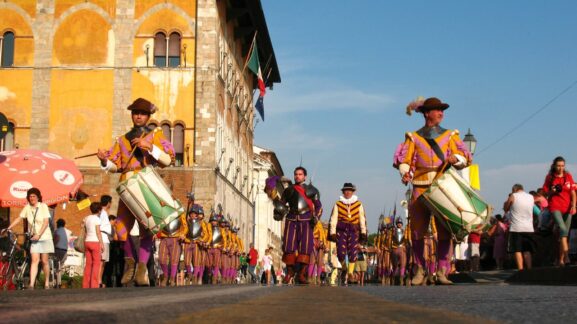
[
  {"xmin": 393, "ymin": 97, "xmax": 472, "ymax": 285},
  {"xmin": 96, "ymin": 98, "xmax": 175, "ymax": 287},
  {"xmin": 328, "ymin": 182, "xmax": 367, "ymax": 284}
]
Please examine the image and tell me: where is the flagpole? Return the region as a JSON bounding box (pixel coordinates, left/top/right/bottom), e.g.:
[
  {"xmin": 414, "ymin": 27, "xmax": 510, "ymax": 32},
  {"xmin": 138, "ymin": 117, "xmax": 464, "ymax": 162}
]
[{"xmin": 242, "ymin": 30, "xmax": 258, "ymax": 74}]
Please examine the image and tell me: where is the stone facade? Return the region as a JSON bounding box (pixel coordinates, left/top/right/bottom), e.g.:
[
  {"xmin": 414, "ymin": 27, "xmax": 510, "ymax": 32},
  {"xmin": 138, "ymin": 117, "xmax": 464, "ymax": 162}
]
[
  {"xmin": 252, "ymin": 146, "xmax": 284, "ymax": 269},
  {"xmin": 0, "ymin": 0, "xmax": 280, "ymax": 248}
]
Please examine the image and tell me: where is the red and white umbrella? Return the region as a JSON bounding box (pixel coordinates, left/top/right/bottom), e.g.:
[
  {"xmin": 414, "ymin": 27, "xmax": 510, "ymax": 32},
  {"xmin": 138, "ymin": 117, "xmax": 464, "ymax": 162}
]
[{"xmin": 0, "ymin": 149, "xmax": 83, "ymax": 207}]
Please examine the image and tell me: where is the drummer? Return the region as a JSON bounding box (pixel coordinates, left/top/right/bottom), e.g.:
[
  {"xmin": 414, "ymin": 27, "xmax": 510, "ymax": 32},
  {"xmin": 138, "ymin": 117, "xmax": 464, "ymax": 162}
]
[
  {"xmin": 393, "ymin": 97, "xmax": 471, "ymax": 285},
  {"xmin": 96, "ymin": 98, "xmax": 175, "ymax": 286}
]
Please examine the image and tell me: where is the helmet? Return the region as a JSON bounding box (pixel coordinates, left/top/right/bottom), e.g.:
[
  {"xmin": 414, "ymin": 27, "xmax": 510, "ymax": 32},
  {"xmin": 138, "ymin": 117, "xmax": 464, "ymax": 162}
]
[{"xmin": 188, "ymin": 204, "xmax": 204, "ymax": 215}]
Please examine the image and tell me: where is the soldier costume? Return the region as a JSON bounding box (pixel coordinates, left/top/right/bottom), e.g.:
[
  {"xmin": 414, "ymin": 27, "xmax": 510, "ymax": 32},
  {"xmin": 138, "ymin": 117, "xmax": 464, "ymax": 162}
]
[
  {"xmin": 308, "ymin": 221, "xmax": 328, "ymax": 284},
  {"xmin": 266, "ymin": 167, "xmax": 322, "ymax": 284},
  {"xmin": 391, "ymin": 218, "xmax": 411, "ymax": 285},
  {"xmin": 98, "ymin": 98, "xmax": 175, "ymax": 286},
  {"xmin": 208, "ymin": 211, "xmax": 225, "ymax": 284},
  {"xmin": 157, "ymin": 214, "xmax": 187, "ymax": 287},
  {"xmin": 393, "ymin": 97, "xmax": 472, "ymax": 285},
  {"xmin": 329, "ymin": 183, "xmax": 367, "ymax": 282}
]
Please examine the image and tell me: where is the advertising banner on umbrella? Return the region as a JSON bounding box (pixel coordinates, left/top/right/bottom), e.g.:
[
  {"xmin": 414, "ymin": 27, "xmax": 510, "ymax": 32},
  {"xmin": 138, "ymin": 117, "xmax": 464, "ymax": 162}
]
[{"xmin": 0, "ymin": 149, "xmax": 83, "ymax": 207}]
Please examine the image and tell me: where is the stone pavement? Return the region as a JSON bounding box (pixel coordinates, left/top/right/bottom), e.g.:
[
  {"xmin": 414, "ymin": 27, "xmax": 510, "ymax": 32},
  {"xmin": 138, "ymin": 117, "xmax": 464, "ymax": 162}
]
[{"xmin": 1, "ymin": 272, "xmax": 577, "ymax": 324}]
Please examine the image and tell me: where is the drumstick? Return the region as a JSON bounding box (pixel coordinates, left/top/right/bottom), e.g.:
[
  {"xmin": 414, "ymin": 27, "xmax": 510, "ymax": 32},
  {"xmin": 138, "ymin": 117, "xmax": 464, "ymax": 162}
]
[
  {"xmin": 121, "ymin": 130, "xmax": 151, "ymax": 171},
  {"xmin": 74, "ymin": 153, "xmax": 98, "ymax": 160}
]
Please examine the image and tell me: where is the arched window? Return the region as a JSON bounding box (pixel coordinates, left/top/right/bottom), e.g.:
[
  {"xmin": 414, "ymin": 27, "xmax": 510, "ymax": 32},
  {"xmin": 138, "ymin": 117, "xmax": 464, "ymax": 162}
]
[
  {"xmin": 173, "ymin": 123, "xmax": 184, "ymax": 166},
  {"xmin": 147, "ymin": 122, "xmax": 158, "ymax": 129},
  {"xmin": 153, "ymin": 32, "xmax": 167, "ymax": 67},
  {"xmin": 1, "ymin": 31, "xmax": 15, "ymax": 67},
  {"xmin": 161, "ymin": 123, "xmax": 171, "ymax": 143},
  {"xmin": 154, "ymin": 32, "xmax": 181, "ymax": 67},
  {"xmin": 168, "ymin": 32, "xmax": 181, "ymax": 67},
  {"xmin": 1, "ymin": 122, "xmax": 15, "ymax": 151}
]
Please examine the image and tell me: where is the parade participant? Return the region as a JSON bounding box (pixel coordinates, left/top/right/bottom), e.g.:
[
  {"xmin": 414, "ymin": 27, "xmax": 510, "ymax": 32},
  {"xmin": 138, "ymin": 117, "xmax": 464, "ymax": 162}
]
[
  {"xmin": 227, "ymin": 223, "xmax": 238, "ymax": 283},
  {"xmin": 232, "ymin": 227, "xmax": 244, "ymax": 282},
  {"xmin": 382, "ymin": 219, "xmax": 394, "ymax": 285},
  {"xmin": 423, "ymin": 219, "xmax": 438, "ymax": 285},
  {"xmin": 393, "ymin": 97, "xmax": 472, "ymax": 285},
  {"xmin": 219, "ymin": 218, "xmax": 233, "ymax": 284},
  {"xmin": 97, "ymin": 98, "xmax": 175, "ymax": 286},
  {"xmin": 184, "ymin": 204, "xmax": 210, "ymax": 285},
  {"xmin": 276, "ymin": 167, "xmax": 322, "ymax": 284},
  {"xmin": 308, "ymin": 221, "xmax": 328, "ymax": 285},
  {"xmin": 391, "ymin": 218, "xmax": 411, "ymax": 285},
  {"xmin": 541, "ymin": 156, "xmax": 577, "ymax": 266},
  {"xmin": 329, "ymin": 183, "xmax": 367, "ymax": 285},
  {"xmin": 209, "ymin": 211, "xmax": 229, "ymax": 284},
  {"xmin": 157, "ymin": 211, "xmax": 187, "ymax": 287}
]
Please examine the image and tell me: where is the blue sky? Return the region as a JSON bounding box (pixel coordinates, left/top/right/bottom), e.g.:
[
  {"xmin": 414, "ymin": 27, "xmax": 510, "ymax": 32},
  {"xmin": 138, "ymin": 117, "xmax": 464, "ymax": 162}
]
[{"xmin": 256, "ymin": 1, "xmax": 577, "ymax": 232}]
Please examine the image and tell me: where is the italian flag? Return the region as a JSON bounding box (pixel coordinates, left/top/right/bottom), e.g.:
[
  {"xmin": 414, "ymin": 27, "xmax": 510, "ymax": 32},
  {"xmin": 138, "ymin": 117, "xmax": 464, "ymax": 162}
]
[{"xmin": 247, "ymin": 41, "xmax": 266, "ymax": 121}]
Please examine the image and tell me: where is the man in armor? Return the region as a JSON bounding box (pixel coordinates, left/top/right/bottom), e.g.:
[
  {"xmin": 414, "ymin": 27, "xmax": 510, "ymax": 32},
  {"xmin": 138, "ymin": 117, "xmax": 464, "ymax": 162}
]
[
  {"xmin": 97, "ymin": 98, "xmax": 175, "ymax": 286},
  {"xmin": 393, "ymin": 97, "xmax": 472, "ymax": 285},
  {"xmin": 391, "ymin": 217, "xmax": 411, "ymax": 285},
  {"xmin": 157, "ymin": 212, "xmax": 187, "ymax": 287},
  {"xmin": 208, "ymin": 211, "xmax": 224, "ymax": 284},
  {"xmin": 182, "ymin": 204, "xmax": 206, "ymax": 285},
  {"xmin": 328, "ymin": 183, "xmax": 367, "ymax": 285},
  {"xmin": 219, "ymin": 217, "xmax": 233, "ymax": 284},
  {"xmin": 273, "ymin": 167, "xmax": 322, "ymax": 284}
]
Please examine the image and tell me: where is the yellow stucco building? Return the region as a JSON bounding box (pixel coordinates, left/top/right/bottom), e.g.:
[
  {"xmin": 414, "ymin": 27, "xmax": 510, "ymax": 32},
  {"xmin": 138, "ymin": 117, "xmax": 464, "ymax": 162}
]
[{"xmin": 0, "ymin": 0, "xmax": 280, "ymax": 244}]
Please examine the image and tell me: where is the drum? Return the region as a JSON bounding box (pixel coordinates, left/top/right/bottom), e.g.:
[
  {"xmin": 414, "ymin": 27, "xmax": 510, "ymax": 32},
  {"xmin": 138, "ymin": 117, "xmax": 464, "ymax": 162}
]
[
  {"xmin": 116, "ymin": 166, "xmax": 185, "ymax": 234},
  {"xmin": 419, "ymin": 168, "xmax": 492, "ymax": 242}
]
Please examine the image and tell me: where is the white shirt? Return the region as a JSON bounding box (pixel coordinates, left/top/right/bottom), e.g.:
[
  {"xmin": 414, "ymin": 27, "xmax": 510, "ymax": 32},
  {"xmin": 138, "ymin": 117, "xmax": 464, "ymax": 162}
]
[
  {"xmin": 19, "ymin": 203, "xmax": 53, "ymax": 241},
  {"xmin": 99, "ymin": 209, "xmax": 112, "ymax": 244},
  {"xmin": 84, "ymin": 214, "xmax": 101, "ymax": 242},
  {"xmin": 508, "ymin": 191, "xmax": 535, "ymax": 233}
]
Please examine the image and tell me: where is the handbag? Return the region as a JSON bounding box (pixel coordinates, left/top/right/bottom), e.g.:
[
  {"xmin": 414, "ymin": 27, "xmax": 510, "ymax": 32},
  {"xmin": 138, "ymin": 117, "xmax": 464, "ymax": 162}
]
[
  {"xmin": 23, "ymin": 206, "xmax": 39, "ymax": 251},
  {"xmin": 74, "ymin": 219, "xmax": 86, "ymax": 253}
]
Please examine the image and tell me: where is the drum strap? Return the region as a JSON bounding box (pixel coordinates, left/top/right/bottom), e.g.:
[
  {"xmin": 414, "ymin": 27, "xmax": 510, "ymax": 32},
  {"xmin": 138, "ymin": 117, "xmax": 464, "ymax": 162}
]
[{"xmin": 425, "ymin": 138, "xmax": 445, "ymax": 163}]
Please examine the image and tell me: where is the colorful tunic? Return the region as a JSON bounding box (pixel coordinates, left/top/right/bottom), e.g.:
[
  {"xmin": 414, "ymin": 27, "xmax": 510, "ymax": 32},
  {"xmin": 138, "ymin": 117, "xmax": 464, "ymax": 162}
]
[
  {"xmin": 329, "ymin": 195, "xmax": 366, "ymax": 264},
  {"xmin": 393, "ymin": 126, "xmax": 471, "ymax": 272}
]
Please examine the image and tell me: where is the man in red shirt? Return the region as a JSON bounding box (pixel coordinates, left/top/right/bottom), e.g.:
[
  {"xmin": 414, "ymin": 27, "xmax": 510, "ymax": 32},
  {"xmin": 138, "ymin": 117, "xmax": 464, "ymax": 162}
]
[{"xmin": 248, "ymin": 243, "xmax": 259, "ymax": 283}]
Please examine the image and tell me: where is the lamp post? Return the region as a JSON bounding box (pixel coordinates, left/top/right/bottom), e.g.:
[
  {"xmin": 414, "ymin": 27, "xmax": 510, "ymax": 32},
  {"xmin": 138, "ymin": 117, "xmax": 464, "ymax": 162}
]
[
  {"xmin": 459, "ymin": 129, "xmax": 477, "ymax": 186},
  {"xmin": 463, "ymin": 128, "xmax": 477, "ymax": 156}
]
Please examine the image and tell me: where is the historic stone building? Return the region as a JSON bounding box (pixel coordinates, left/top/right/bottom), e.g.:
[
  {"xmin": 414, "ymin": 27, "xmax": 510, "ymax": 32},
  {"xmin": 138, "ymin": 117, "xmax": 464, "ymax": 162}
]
[
  {"xmin": 252, "ymin": 145, "xmax": 284, "ymax": 269},
  {"xmin": 0, "ymin": 0, "xmax": 280, "ymax": 247}
]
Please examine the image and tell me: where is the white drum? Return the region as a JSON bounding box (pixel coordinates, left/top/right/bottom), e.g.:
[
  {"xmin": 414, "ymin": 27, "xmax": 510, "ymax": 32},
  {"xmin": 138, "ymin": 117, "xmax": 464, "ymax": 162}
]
[
  {"xmin": 116, "ymin": 166, "xmax": 184, "ymax": 234},
  {"xmin": 419, "ymin": 168, "xmax": 492, "ymax": 242}
]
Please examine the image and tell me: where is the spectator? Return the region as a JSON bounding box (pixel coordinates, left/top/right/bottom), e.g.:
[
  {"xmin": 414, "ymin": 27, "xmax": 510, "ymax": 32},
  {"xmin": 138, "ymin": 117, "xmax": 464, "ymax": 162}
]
[
  {"xmin": 104, "ymin": 215, "xmax": 123, "ymax": 287},
  {"xmin": 83, "ymin": 202, "xmax": 104, "ymax": 288},
  {"xmin": 239, "ymin": 253, "xmax": 248, "ymax": 279},
  {"xmin": 4, "ymin": 188, "xmax": 54, "ymax": 289},
  {"xmin": 541, "ymin": 156, "xmax": 577, "ymax": 266},
  {"xmin": 468, "ymin": 225, "xmax": 483, "ymax": 272},
  {"xmin": 504, "ymin": 184, "xmax": 535, "ymax": 271},
  {"xmin": 488, "ymin": 214, "xmax": 508, "ymax": 270},
  {"xmin": 262, "ymin": 248, "xmax": 272, "ymax": 285},
  {"xmin": 355, "ymin": 245, "xmax": 368, "ymax": 286},
  {"xmin": 99, "ymin": 195, "xmax": 113, "ymax": 287},
  {"xmin": 247, "ymin": 243, "xmax": 258, "ymax": 283},
  {"xmin": 53, "ymin": 218, "xmax": 71, "ymax": 288}
]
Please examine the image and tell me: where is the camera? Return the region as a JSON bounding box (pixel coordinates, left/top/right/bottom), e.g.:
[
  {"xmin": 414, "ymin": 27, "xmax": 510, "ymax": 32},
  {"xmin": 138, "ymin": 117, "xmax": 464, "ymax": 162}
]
[{"xmin": 551, "ymin": 184, "xmax": 563, "ymax": 193}]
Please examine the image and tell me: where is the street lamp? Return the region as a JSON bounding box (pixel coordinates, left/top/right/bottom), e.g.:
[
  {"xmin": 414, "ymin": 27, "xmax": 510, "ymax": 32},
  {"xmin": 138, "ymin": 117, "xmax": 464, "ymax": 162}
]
[{"xmin": 463, "ymin": 128, "xmax": 477, "ymax": 155}]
